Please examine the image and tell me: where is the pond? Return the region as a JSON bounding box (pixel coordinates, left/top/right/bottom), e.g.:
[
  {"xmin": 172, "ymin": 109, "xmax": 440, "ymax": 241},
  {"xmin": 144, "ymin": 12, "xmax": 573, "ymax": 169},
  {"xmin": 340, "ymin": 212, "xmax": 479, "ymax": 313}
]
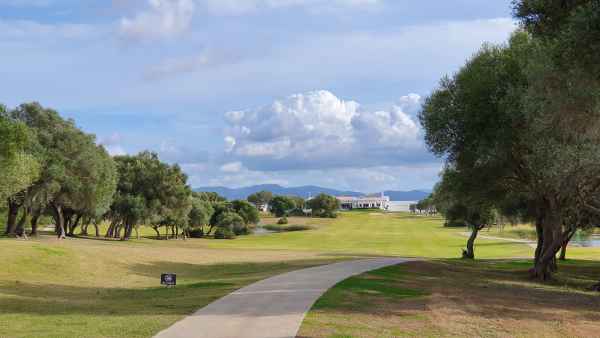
[
  {"xmin": 570, "ymin": 233, "xmax": 600, "ymax": 247},
  {"xmin": 252, "ymin": 227, "xmax": 276, "ymax": 236}
]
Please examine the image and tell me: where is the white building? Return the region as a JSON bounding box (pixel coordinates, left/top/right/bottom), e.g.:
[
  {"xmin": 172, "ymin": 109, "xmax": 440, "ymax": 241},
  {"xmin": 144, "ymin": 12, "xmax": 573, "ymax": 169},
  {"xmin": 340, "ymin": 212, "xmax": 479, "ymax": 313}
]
[{"xmin": 337, "ymin": 193, "xmax": 390, "ymax": 210}]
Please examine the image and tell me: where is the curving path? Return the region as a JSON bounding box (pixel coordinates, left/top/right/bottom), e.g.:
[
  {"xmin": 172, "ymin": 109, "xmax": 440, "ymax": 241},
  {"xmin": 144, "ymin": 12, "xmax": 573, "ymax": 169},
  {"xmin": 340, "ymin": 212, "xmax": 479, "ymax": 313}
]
[{"xmin": 153, "ymin": 258, "xmax": 409, "ymax": 338}]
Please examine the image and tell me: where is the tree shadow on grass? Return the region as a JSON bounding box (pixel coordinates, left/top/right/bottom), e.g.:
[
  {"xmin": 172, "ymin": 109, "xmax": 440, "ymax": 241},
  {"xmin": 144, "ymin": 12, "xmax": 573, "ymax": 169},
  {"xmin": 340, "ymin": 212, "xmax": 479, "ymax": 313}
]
[
  {"xmin": 305, "ymin": 258, "xmax": 600, "ymax": 325},
  {"xmin": 0, "ymin": 258, "xmax": 337, "ymax": 317}
]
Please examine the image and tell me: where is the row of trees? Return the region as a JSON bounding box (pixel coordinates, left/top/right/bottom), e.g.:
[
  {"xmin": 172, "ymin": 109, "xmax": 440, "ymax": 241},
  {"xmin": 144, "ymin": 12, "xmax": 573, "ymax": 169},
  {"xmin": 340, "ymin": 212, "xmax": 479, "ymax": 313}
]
[
  {"xmin": 247, "ymin": 190, "xmax": 340, "ymax": 218},
  {"xmin": 419, "ymin": 1, "xmax": 600, "ymax": 283},
  {"xmin": 0, "ymin": 103, "xmax": 259, "ymax": 240}
]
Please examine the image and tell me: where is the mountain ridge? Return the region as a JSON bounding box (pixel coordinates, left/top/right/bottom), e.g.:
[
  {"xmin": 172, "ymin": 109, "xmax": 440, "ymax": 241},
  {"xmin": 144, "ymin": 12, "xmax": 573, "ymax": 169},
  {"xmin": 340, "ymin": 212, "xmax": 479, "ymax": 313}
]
[{"xmin": 194, "ymin": 184, "xmax": 430, "ymax": 201}]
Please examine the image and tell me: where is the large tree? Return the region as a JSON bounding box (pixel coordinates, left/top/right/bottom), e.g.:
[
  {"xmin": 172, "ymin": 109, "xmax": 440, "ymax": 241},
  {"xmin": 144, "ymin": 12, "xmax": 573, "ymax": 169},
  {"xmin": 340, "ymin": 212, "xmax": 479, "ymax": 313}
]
[
  {"xmin": 108, "ymin": 152, "xmax": 191, "ymax": 240},
  {"xmin": 5, "ymin": 103, "xmax": 116, "ymax": 238}
]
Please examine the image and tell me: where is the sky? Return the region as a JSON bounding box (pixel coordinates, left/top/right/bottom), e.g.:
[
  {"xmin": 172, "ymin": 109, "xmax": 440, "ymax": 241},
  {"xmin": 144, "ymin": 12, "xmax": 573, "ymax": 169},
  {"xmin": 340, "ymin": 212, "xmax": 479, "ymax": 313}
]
[{"xmin": 0, "ymin": 0, "xmax": 518, "ymax": 192}]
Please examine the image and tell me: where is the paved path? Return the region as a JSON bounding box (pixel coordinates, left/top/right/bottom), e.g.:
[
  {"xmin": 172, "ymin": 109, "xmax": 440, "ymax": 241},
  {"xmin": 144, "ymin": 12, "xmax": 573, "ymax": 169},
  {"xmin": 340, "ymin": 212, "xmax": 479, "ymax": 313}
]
[{"xmin": 154, "ymin": 258, "xmax": 409, "ymax": 338}]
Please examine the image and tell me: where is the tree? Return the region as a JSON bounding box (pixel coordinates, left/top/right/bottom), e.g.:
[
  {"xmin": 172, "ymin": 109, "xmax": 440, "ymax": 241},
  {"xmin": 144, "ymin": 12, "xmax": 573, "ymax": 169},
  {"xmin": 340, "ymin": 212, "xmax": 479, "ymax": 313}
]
[
  {"xmin": 307, "ymin": 194, "xmax": 340, "ymax": 218},
  {"xmin": 247, "ymin": 191, "xmax": 273, "ymax": 210},
  {"xmin": 108, "ymin": 152, "xmax": 190, "ymax": 240},
  {"xmin": 231, "ymin": 200, "xmax": 260, "ymax": 225},
  {"xmin": 269, "ymin": 196, "xmax": 295, "ymax": 217},
  {"xmin": 5, "ymin": 103, "xmax": 117, "ymax": 238},
  {"xmin": 0, "ymin": 115, "xmax": 39, "ymax": 202},
  {"xmin": 214, "ymin": 211, "xmax": 245, "ymax": 238},
  {"xmin": 196, "ymin": 191, "xmax": 227, "ymax": 203},
  {"xmin": 421, "ymin": 23, "xmax": 600, "ymax": 280},
  {"xmin": 188, "ymin": 195, "xmax": 214, "ymax": 230}
]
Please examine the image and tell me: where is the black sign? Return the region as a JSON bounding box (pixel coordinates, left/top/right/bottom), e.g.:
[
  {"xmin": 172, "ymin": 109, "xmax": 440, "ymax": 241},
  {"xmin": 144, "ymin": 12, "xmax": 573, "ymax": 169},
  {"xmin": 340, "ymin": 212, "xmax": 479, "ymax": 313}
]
[{"xmin": 161, "ymin": 273, "xmax": 176, "ymax": 286}]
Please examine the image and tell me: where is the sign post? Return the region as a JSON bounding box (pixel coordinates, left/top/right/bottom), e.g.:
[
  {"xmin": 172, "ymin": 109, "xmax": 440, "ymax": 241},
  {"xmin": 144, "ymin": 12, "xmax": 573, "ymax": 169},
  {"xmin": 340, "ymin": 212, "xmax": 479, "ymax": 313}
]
[{"xmin": 161, "ymin": 273, "xmax": 177, "ymax": 288}]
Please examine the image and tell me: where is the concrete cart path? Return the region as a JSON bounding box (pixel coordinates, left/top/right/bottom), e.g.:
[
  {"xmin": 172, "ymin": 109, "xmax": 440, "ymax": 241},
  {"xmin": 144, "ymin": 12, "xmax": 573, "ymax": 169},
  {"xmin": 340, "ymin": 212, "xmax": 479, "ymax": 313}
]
[{"xmin": 153, "ymin": 258, "xmax": 410, "ymax": 338}]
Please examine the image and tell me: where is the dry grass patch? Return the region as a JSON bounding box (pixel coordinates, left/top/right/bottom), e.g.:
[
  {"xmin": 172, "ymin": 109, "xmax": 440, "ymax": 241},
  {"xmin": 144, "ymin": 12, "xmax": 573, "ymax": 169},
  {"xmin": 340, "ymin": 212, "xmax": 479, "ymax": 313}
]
[{"xmin": 299, "ymin": 259, "xmax": 600, "ymax": 338}]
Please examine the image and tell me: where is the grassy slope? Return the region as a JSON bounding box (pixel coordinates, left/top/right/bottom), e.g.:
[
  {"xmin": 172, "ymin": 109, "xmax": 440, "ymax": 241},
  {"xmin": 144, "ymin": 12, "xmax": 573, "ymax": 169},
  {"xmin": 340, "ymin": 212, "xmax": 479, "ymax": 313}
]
[
  {"xmin": 2, "ymin": 210, "xmax": 595, "ymax": 338},
  {"xmin": 0, "ymin": 238, "xmax": 341, "ymax": 338}
]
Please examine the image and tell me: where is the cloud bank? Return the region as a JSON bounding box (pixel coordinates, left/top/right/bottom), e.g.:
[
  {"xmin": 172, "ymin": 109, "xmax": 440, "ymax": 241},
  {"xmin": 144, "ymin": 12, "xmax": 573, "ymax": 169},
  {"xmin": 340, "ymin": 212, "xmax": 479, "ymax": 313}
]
[{"xmin": 224, "ymin": 90, "xmax": 430, "ymax": 171}]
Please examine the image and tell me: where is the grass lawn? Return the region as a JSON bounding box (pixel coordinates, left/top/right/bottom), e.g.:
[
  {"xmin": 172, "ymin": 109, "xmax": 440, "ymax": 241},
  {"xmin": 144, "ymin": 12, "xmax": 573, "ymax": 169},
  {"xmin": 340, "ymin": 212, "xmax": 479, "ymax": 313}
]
[
  {"xmin": 0, "ymin": 236, "xmax": 343, "ymax": 338},
  {"xmin": 299, "ymin": 259, "xmax": 600, "ymax": 338},
  {"xmin": 2, "ymin": 210, "xmax": 599, "ymax": 337}
]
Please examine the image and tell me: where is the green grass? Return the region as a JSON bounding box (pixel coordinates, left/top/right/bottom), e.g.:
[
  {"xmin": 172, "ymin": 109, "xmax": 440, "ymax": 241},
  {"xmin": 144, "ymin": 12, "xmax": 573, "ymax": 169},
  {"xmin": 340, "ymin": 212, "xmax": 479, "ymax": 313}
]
[
  {"xmin": 299, "ymin": 259, "xmax": 600, "ymax": 338},
  {"xmin": 2, "ymin": 211, "xmax": 599, "ymax": 337},
  {"xmin": 203, "ymin": 211, "xmax": 533, "ymax": 258}
]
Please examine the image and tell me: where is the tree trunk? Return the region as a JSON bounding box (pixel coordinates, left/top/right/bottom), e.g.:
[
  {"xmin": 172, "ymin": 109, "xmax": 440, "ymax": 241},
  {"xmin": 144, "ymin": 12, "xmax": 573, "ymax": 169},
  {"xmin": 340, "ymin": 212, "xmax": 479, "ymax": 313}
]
[
  {"xmin": 463, "ymin": 224, "xmax": 483, "ymax": 259},
  {"xmin": 5, "ymin": 198, "xmax": 20, "ymax": 235},
  {"xmin": 94, "ymin": 222, "xmax": 100, "ymax": 237},
  {"xmin": 15, "ymin": 209, "xmax": 28, "ymax": 237},
  {"xmin": 152, "ymin": 225, "xmax": 161, "ymax": 239},
  {"xmin": 68, "ymin": 214, "xmax": 82, "ymax": 236},
  {"xmin": 53, "ymin": 204, "xmax": 66, "ymax": 239},
  {"xmin": 559, "ymin": 228, "xmax": 576, "ymax": 261},
  {"xmin": 531, "ymin": 210, "xmax": 563, "ymax": 281},
  {"xmin": 135, "ymin": 225, "xmax": 140, "ymax": 240},
  {"xmin": 29, "ymin": 213, "xmax": 39, "ymax": 236}
]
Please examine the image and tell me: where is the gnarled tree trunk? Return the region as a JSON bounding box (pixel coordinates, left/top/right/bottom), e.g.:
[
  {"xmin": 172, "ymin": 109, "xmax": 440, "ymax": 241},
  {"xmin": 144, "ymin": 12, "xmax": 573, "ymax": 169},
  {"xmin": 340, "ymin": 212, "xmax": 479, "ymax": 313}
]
[
  {"xmin": 29, "ymin": 213, "xmax": 39, "ymax": 236},
  {"xmin": 463, "ymin": 224, "xmax": 485, "ymax": 259},
  {"xmin": 5, "ymin": 198, "xmax": 20, "ymax": 235}
]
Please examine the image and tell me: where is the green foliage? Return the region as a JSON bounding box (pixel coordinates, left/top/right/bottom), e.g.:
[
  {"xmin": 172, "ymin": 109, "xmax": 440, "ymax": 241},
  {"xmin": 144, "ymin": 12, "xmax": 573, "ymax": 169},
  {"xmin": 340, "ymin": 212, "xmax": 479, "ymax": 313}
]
[
  {"xmin": 109, "ymin": 152, "xmax": 191, "ymax": 239},
  {"xmin": 188, "ymin": 227, "xmax": 205, "ymax": 238},
  {"xmin": 270, "ymin": 196, "xmax": 295, "ymax": 217},
  {"xmin": 231, "ymin": 200, "xmax": 260, "ymax": 225},
  {"xmin": 195, "ymin": 191, "xmax": 227, "ymax": 203},
  {"xmin": 247, "ymin": 190, "xmax": 273, "ymax": 208},
  {"xmin": 215, "ymin": 211, "xmax": 247, "ymax": 236},
  {"xmin": 262, "ymin": 224, "xmax": 313, "ymax": 232},
  {"xmin": 188, "ymin": 196, "xmax": 214, "ymax": 228},
  {"xmin": 214, "ymin": 226, "xmax": 236, "ymax": 239},
  {"xmin": 307, "ymin": 194, "xmax": 340, "ymax": 218},
  {"xmin": 277, "ymin": 217, "xmax": 288, "ymax": 225}
]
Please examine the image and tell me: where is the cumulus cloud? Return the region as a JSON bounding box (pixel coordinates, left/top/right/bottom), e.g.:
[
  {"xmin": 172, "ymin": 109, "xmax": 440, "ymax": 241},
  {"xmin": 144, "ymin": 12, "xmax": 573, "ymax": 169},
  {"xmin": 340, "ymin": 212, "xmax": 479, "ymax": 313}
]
[
  {"xmin": 119, "ymin": 0, "xmax": 195, "ymax": 41},
  {"xmin": 224, "ymin": 90, "xmax": 429, "ymax": 171}
]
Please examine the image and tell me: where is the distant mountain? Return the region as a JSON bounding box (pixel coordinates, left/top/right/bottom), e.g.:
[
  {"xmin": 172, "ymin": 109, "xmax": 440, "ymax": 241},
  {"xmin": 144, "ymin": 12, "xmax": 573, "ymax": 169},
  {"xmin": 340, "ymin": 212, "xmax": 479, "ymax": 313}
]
[{"xmin": 194, "ymin": 184, "xmax": 431, "ymax": 201}]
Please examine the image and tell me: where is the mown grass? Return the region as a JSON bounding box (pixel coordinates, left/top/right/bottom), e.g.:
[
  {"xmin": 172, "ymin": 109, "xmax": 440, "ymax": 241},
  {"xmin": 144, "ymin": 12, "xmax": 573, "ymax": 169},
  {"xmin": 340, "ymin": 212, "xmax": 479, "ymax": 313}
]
[
  {"xmin": 2, "ymin": 210, "xmax": 599, "ymax": 337},
  {"xmin": 299, "ymin": 259, "xmax": 600, "ymax": 338},
  {"xmin": 0, "ymin": 237, "xmax": 342, "ymax": 338}
]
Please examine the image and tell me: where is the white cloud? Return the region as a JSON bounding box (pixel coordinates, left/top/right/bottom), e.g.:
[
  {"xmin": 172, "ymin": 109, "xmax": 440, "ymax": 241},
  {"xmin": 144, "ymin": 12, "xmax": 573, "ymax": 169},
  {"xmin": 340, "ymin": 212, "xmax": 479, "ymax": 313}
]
[
  {"xmin": 119, "ymin": 0, "xmax": 195, "ymax": 41},
  {"xmin": 201, "ymin": 0, "xmax": 379, "ymax": 15},
  {"xmin": 0, "ymin": 20, "xmax": 95, "ymax": 40},
  {"xmin": 224, "ymin": 90, "xmax": 428, "ymax": 171},
  {"xmin": 98, "ymin": 133, "xmax": 127, "ymax": 156},
  {"xmin": 220, "ymin": 161, "xmax": 244, "ymax": 173}
]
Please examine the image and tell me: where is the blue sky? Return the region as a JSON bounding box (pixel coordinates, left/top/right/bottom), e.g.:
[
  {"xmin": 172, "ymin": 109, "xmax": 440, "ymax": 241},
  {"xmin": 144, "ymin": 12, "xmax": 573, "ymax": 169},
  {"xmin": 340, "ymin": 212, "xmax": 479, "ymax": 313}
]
[{"xmin": 0, "ymin": 0, "xmax": 517, "ymax": 192}]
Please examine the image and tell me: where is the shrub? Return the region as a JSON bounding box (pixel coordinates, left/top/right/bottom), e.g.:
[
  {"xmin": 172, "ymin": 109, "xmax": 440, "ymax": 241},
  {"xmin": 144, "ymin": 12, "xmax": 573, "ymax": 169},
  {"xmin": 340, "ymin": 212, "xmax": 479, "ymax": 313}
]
[
  {"xmin": 262, "ymin": 224, "xmax": 314, "ymax": 232},
  {"xmin": 189, "ymin": 227, "xmax": 205, "ymax": 238},
  {"xmin": 233, "ymin": 223, "xmax": 251, "ymax": 235},
  {"xmin": 288, "ymin": 208, "xmax": 306, "ymax": 217},
  {"xmin": 277, "ymin": 217, "xmax": 288, "ymax": 225},
  {"xmin": 214, "ymin": 227, "xmax": 236, "ymax": 239}
]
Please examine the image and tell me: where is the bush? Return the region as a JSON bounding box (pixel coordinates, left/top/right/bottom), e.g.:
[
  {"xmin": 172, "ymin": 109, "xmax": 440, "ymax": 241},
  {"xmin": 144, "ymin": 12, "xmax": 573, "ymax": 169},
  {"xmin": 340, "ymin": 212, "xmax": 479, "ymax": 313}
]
[
  {"xmin": 287, "ymin": 208, "xmax": 306, "ymax": 217},
  {"xmin": 188, "ymin": 227, "xmax": 205, "ymax": 238},
  {"xmin": 233, "ymin": 223, "xmax": 251, "ymax": 235},
  {"xmin": 444, "ymin": 219, "xmax": 466, "ymax": 227},
  {"xmin": 214, "ymin": 227, "xmax": 236, "ymax": 239},
  {"xmin": 277, "ymin": 217, "xmax": 288, "ymax": 225},
  {"xmin": 262, "ymin": 224, "xmax": 314, "ymax": 232}
]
